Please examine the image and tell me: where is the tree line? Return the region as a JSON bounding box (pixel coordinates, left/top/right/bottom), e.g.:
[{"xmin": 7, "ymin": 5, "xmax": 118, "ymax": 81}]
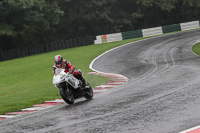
[{"xmin": 0, "ymin": 0, "xmax": 200, "ymax": 51}]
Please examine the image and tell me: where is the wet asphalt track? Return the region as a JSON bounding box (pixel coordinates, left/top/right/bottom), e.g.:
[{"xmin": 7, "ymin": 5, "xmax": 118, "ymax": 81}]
[{"xmin": 1, "ymin": 30, "xmax": 200, "ymax": 133}]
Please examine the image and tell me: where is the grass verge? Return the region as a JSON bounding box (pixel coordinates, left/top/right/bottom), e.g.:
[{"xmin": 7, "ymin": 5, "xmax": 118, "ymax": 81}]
[{"xmin": 192, "ymin": 42, "xmax": 200, "ymax": 55}]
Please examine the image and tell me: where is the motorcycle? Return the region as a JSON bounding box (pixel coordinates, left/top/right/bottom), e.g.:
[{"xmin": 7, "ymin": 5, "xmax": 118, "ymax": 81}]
[{"xmin": 52, "ymin": 69, "xmax": 93, "ymax": 104}]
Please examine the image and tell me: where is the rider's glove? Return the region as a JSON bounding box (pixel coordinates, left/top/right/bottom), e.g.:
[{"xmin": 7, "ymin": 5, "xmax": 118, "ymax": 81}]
[{"xmin": 52, "ymin": 66, "xmax": 56, "ymax": 71}]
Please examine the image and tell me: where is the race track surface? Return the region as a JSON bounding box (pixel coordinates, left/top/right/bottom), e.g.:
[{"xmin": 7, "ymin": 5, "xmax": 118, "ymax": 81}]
[{"xmin": 1, "ymin": 30, "xmax": 200, "ymax": 133}]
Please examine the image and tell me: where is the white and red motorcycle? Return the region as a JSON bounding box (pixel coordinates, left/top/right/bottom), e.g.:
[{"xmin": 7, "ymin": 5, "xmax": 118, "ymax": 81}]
[{"xmin": 53, "ymin": 69, "xmax": 93, "ymax": 104}]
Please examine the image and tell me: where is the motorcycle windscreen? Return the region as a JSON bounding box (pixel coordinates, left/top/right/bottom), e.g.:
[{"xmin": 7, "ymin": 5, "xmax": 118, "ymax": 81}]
[{"xmin": 54, "ymin": 68, "xmax": 62, "ymax": 76}]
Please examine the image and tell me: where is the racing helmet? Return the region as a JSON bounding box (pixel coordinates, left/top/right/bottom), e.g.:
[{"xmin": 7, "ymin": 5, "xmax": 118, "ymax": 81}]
[{"xmin": 54, "ymin": 55, "xmax": 63, "ymax": 68}]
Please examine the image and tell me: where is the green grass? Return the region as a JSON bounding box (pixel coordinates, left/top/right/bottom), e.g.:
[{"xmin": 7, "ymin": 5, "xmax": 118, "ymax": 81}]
[
  {"xmin": 0, "ymin": 37, "xmax": 144, "ymax": 114},
  {"xmin": 192, "ymin": 42, "xmax": 200, "ymax": 55}
]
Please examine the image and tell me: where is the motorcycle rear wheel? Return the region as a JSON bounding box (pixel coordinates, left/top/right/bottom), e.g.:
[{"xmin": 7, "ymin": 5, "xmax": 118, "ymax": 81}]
[
  {"xmin": 84, "ymin": 82, "xmax": 93, "ymax": 100},
  {"xmin": 59, "ymin": 86, "xmax": 74, "ymax": 104}
]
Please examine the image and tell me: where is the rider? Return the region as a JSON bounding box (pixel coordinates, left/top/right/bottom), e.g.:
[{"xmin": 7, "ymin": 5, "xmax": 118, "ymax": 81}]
[{"xmin": 53, "ymin": 55, "xmax": 86, "ymax": 88}]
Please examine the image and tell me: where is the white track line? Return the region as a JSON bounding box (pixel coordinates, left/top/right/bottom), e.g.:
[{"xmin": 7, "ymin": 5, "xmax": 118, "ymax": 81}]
[
  {"xmin": 190, "ymin": 40, "xmax": 200, "ymax": 57},
  {"xmin": 89, "ymin": 36, "xmax": 176, "ymax": 82},
  {"xmin": 179, "ymin": 125, "xmax": 200, "ymax": 133}
]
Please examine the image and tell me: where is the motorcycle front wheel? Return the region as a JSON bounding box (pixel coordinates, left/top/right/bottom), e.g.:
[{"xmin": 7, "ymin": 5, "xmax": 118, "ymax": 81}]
[{"xmin": 59, "ymin": 86, "xmax": 74, "ymax": 104}]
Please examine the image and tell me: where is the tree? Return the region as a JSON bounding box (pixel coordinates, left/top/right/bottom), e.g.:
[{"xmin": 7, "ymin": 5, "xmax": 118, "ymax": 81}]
[
  {"xmin": 1, "ymin": 0, "xmax": 200, "ymax": 51},
  {"xmin": 0, "ymin": 0, "xmax": 64, "ymax": 50}
]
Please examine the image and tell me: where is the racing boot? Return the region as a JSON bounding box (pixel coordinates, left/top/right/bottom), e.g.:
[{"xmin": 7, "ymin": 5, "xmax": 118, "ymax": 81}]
[
  {"xmin": 80, "ymin": 77, "xmax": 86, "ymax": 89},
  {"xmin": 75, "ymin": 69, "xmax": 86, "ymax": 89}
]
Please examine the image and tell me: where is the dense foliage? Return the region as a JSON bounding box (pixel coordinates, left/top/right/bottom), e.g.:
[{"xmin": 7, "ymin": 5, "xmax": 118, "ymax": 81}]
[{"xmin": 0, "ymin": 0, "xmax": 200, "ymax": 50}]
